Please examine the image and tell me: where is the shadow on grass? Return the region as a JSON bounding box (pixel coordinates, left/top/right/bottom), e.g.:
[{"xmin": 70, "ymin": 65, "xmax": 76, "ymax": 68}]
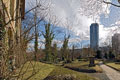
[
  {"xmin": 44, "ymin": 75, "xmax": 78, "ymax": 80},
  {"xmin": 64, "ymin": 66, "xmax": 96, "ymax": 73}
]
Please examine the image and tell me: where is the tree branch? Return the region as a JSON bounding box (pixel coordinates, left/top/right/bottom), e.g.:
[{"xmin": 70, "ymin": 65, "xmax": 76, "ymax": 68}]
[
  {"xmin": 3, "ymin": 5, "xmax": 42, "ymax": 27},
  {"xmin": 103, "ymin": 1, "xmax": 120, "ymax": 7}
]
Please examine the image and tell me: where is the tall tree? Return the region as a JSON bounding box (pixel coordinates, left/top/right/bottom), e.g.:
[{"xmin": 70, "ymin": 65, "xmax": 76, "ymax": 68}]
[
  {"xmin": 61, "ymin": 35, "xmax": 70, "ymax": 61},
  {"xmin": 52, "ymin": 43, "xmax": 58, "ymax": 62},
  {"xmin": 71, "ymin": 45, "xmax": 75, "ymax": 61},
  {"xmin": 34, "ymin": 1, "xmax": 39, "ymax": 61},
  {"xmin": 42, "ymin": 23, "xmax": 54, "ymax": 61}
]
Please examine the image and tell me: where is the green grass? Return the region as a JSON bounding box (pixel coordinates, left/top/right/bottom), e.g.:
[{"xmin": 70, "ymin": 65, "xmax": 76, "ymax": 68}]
[
  {"xmin": 106, "ymin": 62, "xmax": 120, "ymax": 71},
  {"xmin": 15, "ymin": 61, "xmax": 98, "ymax": 80},
  {"xmin": 45, "ymin": 66, "xmax": 98, "ymax": 80},
  {"xmin": 93, "ymin": 65, "xmax": 103, "ymax": 73},
  {"xmin": 16, "ymin": 61, "xmax": 55, "ymax": 80}
]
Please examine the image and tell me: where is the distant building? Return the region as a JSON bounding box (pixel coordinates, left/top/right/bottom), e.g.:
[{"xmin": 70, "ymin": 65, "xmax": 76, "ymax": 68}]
[
  {"xmin": 112, "ymin": 33, "xmax": 120, "ymax": 57},
  {"xmin": 90, "ymin": 23, "xmax": 99, "ymax": 50}
]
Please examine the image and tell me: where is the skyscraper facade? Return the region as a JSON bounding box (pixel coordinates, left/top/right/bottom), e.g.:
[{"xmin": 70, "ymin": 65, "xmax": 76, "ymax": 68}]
[
  {"xmin": 90, "ymin": 23, "xmax": 99, "ymax": 50},
  {"xmin": 112, "ymin": 33, "xmax": 120, "ymax": 57}
]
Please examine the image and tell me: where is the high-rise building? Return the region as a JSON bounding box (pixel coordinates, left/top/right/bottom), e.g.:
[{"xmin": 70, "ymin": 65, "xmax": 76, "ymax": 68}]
[
  {"xmin": 112, "ymin": 33, "xmax": 120, "ymax": 57},
  {"xmin": 90, "ymin": 23, "xmax": 99, "ymax": 50}
]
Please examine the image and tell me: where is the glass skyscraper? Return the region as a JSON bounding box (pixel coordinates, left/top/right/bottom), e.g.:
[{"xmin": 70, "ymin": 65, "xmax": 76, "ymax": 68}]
[{"xmin": 90, "ymin": 23, "xmax": 99, "ymax": 50}]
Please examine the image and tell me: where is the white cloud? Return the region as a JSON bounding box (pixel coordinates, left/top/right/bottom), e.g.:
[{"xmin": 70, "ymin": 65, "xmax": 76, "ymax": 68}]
[
  {"xmin": 99, "ymin": 25, "xmax": 120, "ymax": 46},
  {"xmin": 48, "ymin": 0, "xmax": 111, "ymax": 42},
  {"xmin": 26, "ymin": 0, "xmax": 120, "ymax": 47}
]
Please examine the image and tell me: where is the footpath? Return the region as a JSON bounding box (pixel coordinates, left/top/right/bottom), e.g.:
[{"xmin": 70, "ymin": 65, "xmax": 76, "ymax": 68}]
[{"xmin": 100, "ymin": 62, "xmax": 120, "ymax": 80}]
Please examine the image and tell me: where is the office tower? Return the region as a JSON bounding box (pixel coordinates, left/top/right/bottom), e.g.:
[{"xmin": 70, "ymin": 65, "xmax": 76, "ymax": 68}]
[{"xmin": 90, "ymin": 23, "xmax": 99, "ymax": 50}]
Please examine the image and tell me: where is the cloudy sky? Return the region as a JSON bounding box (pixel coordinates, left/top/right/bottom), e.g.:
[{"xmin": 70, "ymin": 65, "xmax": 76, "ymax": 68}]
[{"xmin": 26, "ymin": 0, "xmax": 120, "ymax": 48}]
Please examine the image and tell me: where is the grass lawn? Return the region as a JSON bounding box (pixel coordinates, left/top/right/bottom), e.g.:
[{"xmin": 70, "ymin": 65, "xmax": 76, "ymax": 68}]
[
  {"xmin": 15, "ymin": 61, "xmax": 98, "ymax": 80},
  {"xmin": 64, "ymin": 60, "xmax": 103, "ymax": 73},
  {"xmin": 106, "ymin": 62, "xmax": 120, "ymax": 71},
  {"xmin": 16, "ymin": 61, "xmax": 55, "ymax": 80},
  {"xmin": 45, "ymin": 66, "xmax": 98, "ymax": 80}
]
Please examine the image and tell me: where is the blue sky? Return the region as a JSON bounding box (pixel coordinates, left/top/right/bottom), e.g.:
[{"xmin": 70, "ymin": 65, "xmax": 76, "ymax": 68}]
[
  {"xmin": 100, "ymin": 0, "xmax": 120, "ymax": 27},
  {"xmin": 25, "ymin": 0, "xmax": 120, "ymax": 49}
]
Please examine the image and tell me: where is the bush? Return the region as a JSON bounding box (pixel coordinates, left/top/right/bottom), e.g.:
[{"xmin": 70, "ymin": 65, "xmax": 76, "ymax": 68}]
[
  {"xmin": 77, "ymin": 56, "xmax": 81, "ymax": 59},
  {"xmin": 108, "ymin": 51, "xmax": 115, "ymax": 59},
  {"xmin": 115, "ymin": 55, "xmax": 120, "ymax": 62},
  {"xmin": 95, "ymin": 50, "xmax": 102, "ymax": 59},
  {"xmin": 104, "ymin": 53, "xmax": 108, "ymax": 59}
]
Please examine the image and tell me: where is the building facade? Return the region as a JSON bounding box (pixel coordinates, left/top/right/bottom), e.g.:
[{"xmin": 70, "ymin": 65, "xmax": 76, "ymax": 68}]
[
  {"xmin": 112, "ymin": 33, "xmax": 120, "ymax": 58},
  {"xmin": 90, "ymin": 23, "xmax": 99, "ymax": 50}
]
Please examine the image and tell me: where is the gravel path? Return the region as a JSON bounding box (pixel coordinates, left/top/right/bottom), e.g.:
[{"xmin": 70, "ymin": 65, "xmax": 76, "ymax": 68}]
[{"xmin": 100, "ymin": 63, "xmax": 120, "ymax": 80}]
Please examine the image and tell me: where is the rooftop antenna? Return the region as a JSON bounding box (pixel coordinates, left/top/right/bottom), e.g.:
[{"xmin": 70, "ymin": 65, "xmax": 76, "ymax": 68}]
[
  {"xmin": 93, "ymin": 15, "xmax": 97, "ymax": 23},
  {"xmin": 95, "ymin": 16, "xmax": 98, "ymax": 23}
]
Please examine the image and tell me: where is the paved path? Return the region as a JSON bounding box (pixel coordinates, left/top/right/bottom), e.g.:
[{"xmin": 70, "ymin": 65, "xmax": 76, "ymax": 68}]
[
  {"xmin": 99, "ymin": 62, "xmax": 120, "ymax": 80},
  {"xmin": 89, "ymin": 73, "xmax": 110, "ymax": 80}
]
